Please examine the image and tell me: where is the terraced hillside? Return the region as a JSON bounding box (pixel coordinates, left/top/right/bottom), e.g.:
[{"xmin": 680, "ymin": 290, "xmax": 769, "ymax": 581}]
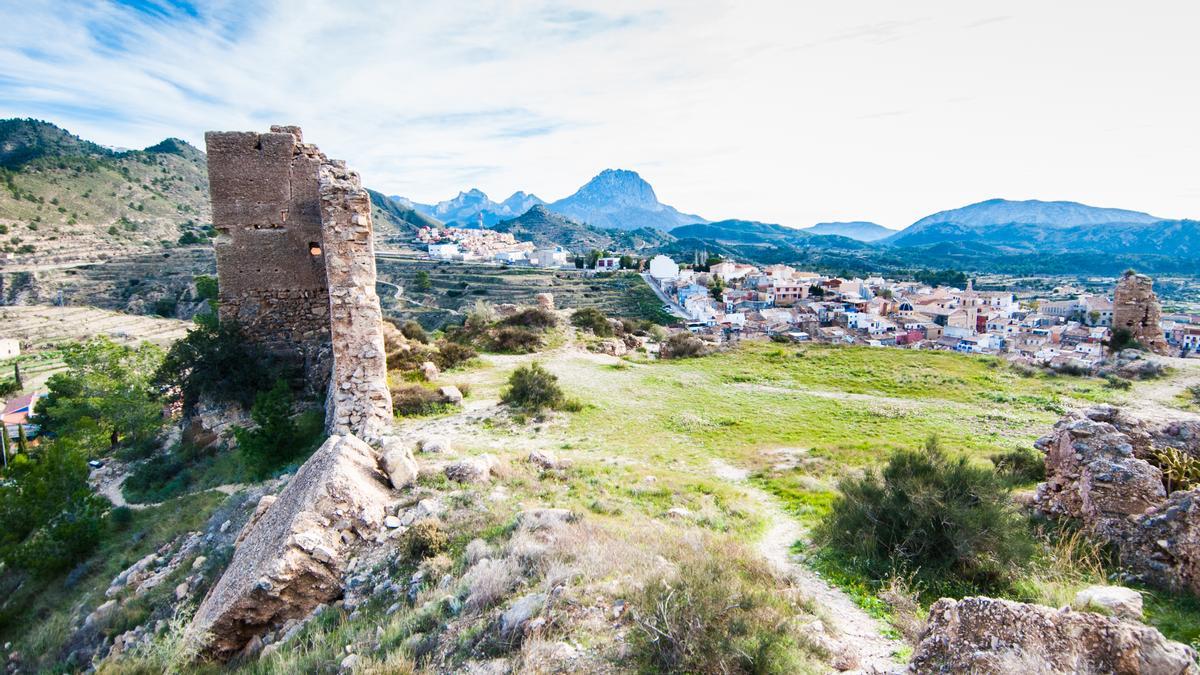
[
  {"xmin": 375, "ymin": 254, "xmax": 674, "ymax": 328},
  {"xmin": 0, "ymin": 247, "xmax": 215, "ymax": 317},
  {"xmin": 0, "ymin": 305, "xmax": 190, "ymax": 389}
]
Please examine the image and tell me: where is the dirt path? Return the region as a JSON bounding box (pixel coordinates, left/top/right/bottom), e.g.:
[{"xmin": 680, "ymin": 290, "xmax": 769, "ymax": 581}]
[
  {"xmin": 712, "ymin": 459, "xmax": 903, "ymax": 674},
  {"xmin": 90, "ymin": 462, "xmax": 246, "ymax": 511},
  {"xmin": 1123, "ymin": 356, "xmax": 1200, "ymax": 424}
]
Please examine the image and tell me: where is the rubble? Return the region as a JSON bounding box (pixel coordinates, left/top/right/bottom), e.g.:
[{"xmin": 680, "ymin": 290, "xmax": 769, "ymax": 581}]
[{"xmin": 185, "ymin": 434, "xmax": 393, "ymax": 660}]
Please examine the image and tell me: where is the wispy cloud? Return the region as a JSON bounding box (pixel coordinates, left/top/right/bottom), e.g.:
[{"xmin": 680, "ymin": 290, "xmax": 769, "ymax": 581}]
[{"xmin": 0, "ymin": 0, "xmax": 1197, "ymax": 227}]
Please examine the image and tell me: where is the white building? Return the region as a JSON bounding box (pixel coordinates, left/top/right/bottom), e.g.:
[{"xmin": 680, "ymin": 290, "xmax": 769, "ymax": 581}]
[
  {"xmin": 531, "ymin": 246, "xmax": 571, "ymax": 267},
  {"xmin": 596, "ymin": 256, "xmax": 621, "ymax": 271},
  {"xmin": 648, "ymin": 255, "xmax": 679, "ymax": 281},
  {"xmin": 0, "ymin": 339, "xmax": 18, "ymax": 359},
  {"xmin": 428, "ymin": 242, "xmax": 460, "ymax": 259}
]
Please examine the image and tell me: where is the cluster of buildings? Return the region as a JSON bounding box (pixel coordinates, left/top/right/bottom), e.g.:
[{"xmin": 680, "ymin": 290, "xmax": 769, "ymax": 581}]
[
  {"xmin": 645, "ymin": 255, "xmax": 1199, "ymax": 369},
  {"xmin": 416, "ymin": 226, "xmax": 570, "ymax": 267}
]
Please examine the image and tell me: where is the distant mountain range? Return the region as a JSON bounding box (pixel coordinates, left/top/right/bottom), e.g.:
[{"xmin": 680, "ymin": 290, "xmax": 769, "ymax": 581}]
[
  {"xmin": 493, "ymin": 204, "xmax": 673, "ymax": 253},
  {"xmin": 802, "ymin": 221, "xmax": 893, "ymax": 241},
  {"xmin": 398, "ymin": 189, "xmax": 546, "ymax": 228}
]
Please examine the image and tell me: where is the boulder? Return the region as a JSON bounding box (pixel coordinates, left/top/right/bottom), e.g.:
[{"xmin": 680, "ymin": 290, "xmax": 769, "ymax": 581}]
[
  {"xmin": 185, "ymin": 435, "xmax": 392, "ymax": 660},
  {"xmin": 500, "ymin": 593, "xmax": 546, "ymax": 638},
  {"xmin": 1073, "ymin": 586, "xmax": 1144, "ymax": 621},
  {"xmin": 420, "ymin": 361, "xmax": 439, "ymax": 381},
  {"xmin": 379, "ymin": 437, "xmax": 419, "ymax": 490},
  {"xmin": 439, "ymin": 386, "xmax": 464, "ymax": 406},
  {"xmin": 445, "ymin": 454, "xmax": 499, "ymax": 483},
  {"xmin": 909, "ymin": 596, "xmax": 1197, "ymax": 674},
  {"xmin": 1120, "ymin": 488, "xmax": 1200, "ymax": 596},
  {"xmin": 417, "ymin": 436, "xmax": 450, "ymax": 454},
  {"xmin": 527, "ymin": 449, "xmax": 563, "ymax": 470}
]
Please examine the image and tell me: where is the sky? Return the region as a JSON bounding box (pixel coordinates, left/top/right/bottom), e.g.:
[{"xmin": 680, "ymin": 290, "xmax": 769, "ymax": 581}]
[{"xmin": 2, "ymin": 0, "xmax": 1198, "ymax": 229}]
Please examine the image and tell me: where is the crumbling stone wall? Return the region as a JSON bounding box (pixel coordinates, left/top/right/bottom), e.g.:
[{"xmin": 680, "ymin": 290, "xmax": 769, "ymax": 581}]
[
  {"xmin": 207, "ymin": 126, "xmax": 391, "ymax": 440},
  {"xmin": 318, "ymin": 162, "xmax": 392, "ymax": 441},
  {"xmin": 1113, "ymin": 271, "xmax": 1169, "ymax": 355},
  {"xmin": 206, "ymin": 126, "xmax": 332, "ymax": 381}
]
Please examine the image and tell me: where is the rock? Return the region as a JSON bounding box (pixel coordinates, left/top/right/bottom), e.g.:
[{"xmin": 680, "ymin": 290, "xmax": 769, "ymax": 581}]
[
  {"xmin": 420, "ymin": 361, "xmax": 439, "ymax": 381},
  {"xmin": 417, "ymin": 436, "xmax": 450, "ymax": 454},
  {"xmin": 909, "ymin": 596, "xmax": 1197, "ymax": 674},
  {"xmin": 379, "ymin": 438, "xmax": 419, "ymax": 490},
  {"xmin": 439, "ymin": 386, "xmax": 463, "ymax": 405},
  {"xmin": 175, "ymin": 582, "xmax": 191, "ymax": 601},
  {"xmin": 666, "ymin": 507, "xmax": 692, "ymax": 519},
  {"xmin": 1120, "ymin": 488, "xmax": 1200, "ymax": 595},
  {"xmin": 527, "ymin": 449, "xmax": 563, "ymax": 470},
  {"xmin": 1074, "ymin": 585, "xmax": 1145, "ymax": 621},
  {"xmin": 84, "ymin": 599, "xmax": 118, "ymax": 628},
  {"xmin": 236, "ymin": 495, "xmax": 278, "ymax": 546},
  {"xmin": 535, "ymin": 293, "xmax": 554, "ymax": 311},
  {"xmin": 185, "ymin": 435, "xmax": 393, "ymax": 660},
  {"xmin": 500, "ymin": 593, "xmax": 546, "ymax": 638},
  {"xmin": 445, "ymin": 455, "xmax": 499, "ymax": 483},
  {"xmin": 106, "ymin": 552, "xmax": 159, "ymax": 598},
  {"xmin": 340, "ymin": 653, "xmax": 359, "ymax": 671},
  {"xmin": 384, "ymin": 515, "xmax": 402, "ymax": 529},
  {"xmin": 192, "ymin": 556, "xmax": 208, "ymax": 571}
]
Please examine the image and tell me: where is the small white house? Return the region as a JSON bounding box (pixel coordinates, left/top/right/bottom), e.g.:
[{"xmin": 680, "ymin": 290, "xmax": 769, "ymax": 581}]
[
  {"xmin": 596, "ymin": 256, "xmax": 621, "ymax": 271},
  {"xmin": 531, "ymin": 246, "xmax": 570, "ymax": 267},
  {"xmin": 0, "ymin": 339, "xmax": 19, "ymax": 359},
  {"xmin": 428, "ymin": 242, "xmax": 460, "ymax": 259},
  {"xmin": 648, "ymin": 255, "xmax": 679, "ymax": 281}
]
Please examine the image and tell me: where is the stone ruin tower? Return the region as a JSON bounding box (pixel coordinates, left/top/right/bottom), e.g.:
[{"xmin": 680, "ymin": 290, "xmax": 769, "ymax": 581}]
[
  {"xmin": 206, "ymin": 126, "xmax": 392, "ymax": 441},
  {"xmin": 1112, "ymin": 271, "xmax": 1170, "ymax": 355}
]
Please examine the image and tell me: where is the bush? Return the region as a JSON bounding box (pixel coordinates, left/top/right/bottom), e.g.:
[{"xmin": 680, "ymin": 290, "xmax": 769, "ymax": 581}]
[
  {"xmin": 571, "ymin": 307, "xmax": 613, "ymax": 337},
  {"xmin": 156, "ymin": 320, "xmax": 285, "ymax": 410},
  {"xmin": 1106, "ymin": 327, "xmax": 1143, "ymax": 353},
  {"xmin": 434, "ymin": 339, "xmax": 476, "ymax": 371},
  {"xmin": 110, "ymin": 506, "xmax": 134, "ymax": 530},
  {"xmin": 1190, "ymin": 385, "xmax": 1200, "ymax": 406},
  {"xmin": 233, "ymin": 379, "xmax": 325, "ymax": 479},
  {"xmin": 490, "ymin": 326, "xmax": 543, "ymax": 354},
  {"xmin": 501, "ymin": 363, "xmax": 569, "ymax": 413},
  {"xmin": 631, "ymin": 538, "xmax": 816, "ymax": 674},
  {"xmin": 1104, "ymin": 375, "xmax": 1133, "ymax": 390},
  {"xmin": 499, "ymin": 307, "xmax": 557, "ymax": 330},
  {"xmin": 402, "ymin": 519, "xmax": 448, "ymax": 560},
  {"xmin": 816, "ymin": 436, "xmax": 1033, "ymax": 593},
  {"xmin": 990, "ymin": 446, "xmax": 1045, "ymax": 485},
  {"xmin": 660, "ymin": 332, "xmax": 708, "ymax": 360},
  {"xmin": 391, "ymin": 384, "xmax": 448, "ymax": 417},
  {"xmin": 400, "ymin": 320, "xmax": 430, "ymax": 344}
]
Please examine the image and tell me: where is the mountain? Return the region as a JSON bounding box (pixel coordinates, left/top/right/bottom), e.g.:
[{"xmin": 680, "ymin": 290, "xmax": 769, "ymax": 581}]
[
  {"xmin": 887, "ymin": 198, "xmax": 1163, "ymax": 247},
  {"xmin": 548, "ymin": 169, "xmax": 707, "ymax": 231},
  {"xmin": 404, "ymin": 189, "xmax": 545, "ymax": 228},
  {"xmin": 493, "ymin": 204, "xmax": 673, "ymax": 253},
  {"xmin": 367, "ymin": 188, "xmax": 441, "ymax": 239},
  {"xmin": 0, "ymin": 118, "xmax": 211, "ymax": 265},
  {"xmin": 802, "ymin": 221, "xmax": 893, "ymax": 242},
  {"xmin": 671, "ymin": 219, "xmax": 809, "ymax": 245}
]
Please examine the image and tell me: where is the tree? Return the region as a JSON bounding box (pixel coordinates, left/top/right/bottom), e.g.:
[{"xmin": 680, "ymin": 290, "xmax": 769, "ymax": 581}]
[
  {"xmin": 619, "ymin": 255, "xmax": 635, "ymax": 270},
  {"xmin": 36, "ymin": 337, "xmax": 165, "ymax": 452},
  {"xmin": 155, "ymin": 320, "xmax": 280, "ymax": 411},
  {"xmin": 234, "ymin": 379, "xmax": 324, "ymax": 478},
  {"xmin": 414, "ymin": 270, "xmax": 432, "ymax": 292},
  {"xmin": 502, "ymin": 363, "xmax": 571, "ymax": 412},
  {"xmin": 709, "ymin": 276, "xmax": 725, "ymax": 301},
  {"xmin": 13, "ymin": 362, "xmax": 22, "ymax": 390},
  {"xmin": 16, "ymin": 425, "xmax": 27, "ymax": 455}
]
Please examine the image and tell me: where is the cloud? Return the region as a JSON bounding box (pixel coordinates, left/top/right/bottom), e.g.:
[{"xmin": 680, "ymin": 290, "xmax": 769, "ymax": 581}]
[{"xmin": 0, "ymin": 0, "xmax": 1197, "ymax": 228}]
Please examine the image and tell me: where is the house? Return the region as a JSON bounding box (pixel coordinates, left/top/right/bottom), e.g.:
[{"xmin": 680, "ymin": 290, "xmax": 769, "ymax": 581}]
[
  {"xmin": 427, "ymin": 242, "xmax": 460, "ymax": 259},
  {"xmin": 3, "ymin": 391, "xmax": 46, "ymax": 440},
  {"xmin": 531, "ymin": 246, "xmax": 571, "ymax": 267},
  {"xmin": 595, "ymin": 256, "xmax": 621, "ymax": 271},
  {"xmin": 648, "ymin": 255, "xmax": 679, "ymax": 281},
  {"xmin": 0, "ymin": 339, "xmax": 19, "ymax": 359}
]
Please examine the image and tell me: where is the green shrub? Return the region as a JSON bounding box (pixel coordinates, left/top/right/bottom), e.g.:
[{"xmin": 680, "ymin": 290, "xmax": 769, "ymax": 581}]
[
  {"xmin": 990, "ymin": 446, "xmax": 1046, "ymax": 485},
  {"xmin": 156, "ymin": 320, "xmax": 285, "ymax": 410},
  {"xmin": 501, "ymin": 363, "xmax": 577, "ymax": 413},
  {"xmin": 1104, "ymin": 375, "xmax": 1133, "ymax": 390},
  {"xmin": 434, "ymin": 340, "xmax": 476, "ymax": 371},
  {"xmin": 1106, "ymin": 327, "xmax": 1143, "ymax": 353},
  {"xmin": 1150, "ymin": 447, "xmax": 1200, "ymax": 493},
  {"xmin": 400, "ymin": 320, "xmax": 430, "ymax": 344},
  {"xmin": 194, "ymin": 274, "xmax": 218, "ymax": 301},
  {"xmin": 234, "ymin": 379, "xmax": 325, "ymax": 479},
  {"xmin": 1190, "ymin": 385, "xmax": 1200, "ymax": 405},
  {"xmin": 631, "ymin": 538, "xmax": 816, "ymax": 674},
  {"xmin": 110, "ymin": 506, "xmax": 134, "ymax": 530},
  {"xmin": 816, "ymin": 436, "xmax": 1033, "ymax": 593},
  {"xmin": 571, "ymin": 307, "xmax": 613, "ymax": 337},
  {"xmin": 499, "ymin": 307, "xmax": 557, "ymax": 330}
]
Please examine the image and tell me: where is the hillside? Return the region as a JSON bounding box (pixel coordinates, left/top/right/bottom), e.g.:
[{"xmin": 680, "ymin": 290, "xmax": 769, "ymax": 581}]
[
  {"xmin": 549, "ymin": 168, "xmax": 707, "ymax": 231},
  {"xmin": 401, "ymin": 189, "xmax": 544, "ymax": 227},
  {"xmin": 803, "ymin": 220, "xmax": 893, "ymax": 241},
  {"xmin": 492, "ymin": 204, "xmax": 673, "ymax": 252},
  {"xmin": 0, "ymin": 119, "xmax": 212, "ymax": 267}
]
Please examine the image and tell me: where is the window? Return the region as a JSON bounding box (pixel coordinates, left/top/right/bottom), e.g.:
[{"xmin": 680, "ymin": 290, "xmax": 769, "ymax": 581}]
[{"xmin": 309, "ymin": 242, "xmax": 322, "ymax": 256}]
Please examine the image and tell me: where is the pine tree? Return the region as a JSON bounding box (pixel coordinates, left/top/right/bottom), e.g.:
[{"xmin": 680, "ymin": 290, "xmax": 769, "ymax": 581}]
[
  {"xmin": 13, "ymin": 362, "xmax": 21, "ymax": 390},
  {"xmin": 16, "ymin": 424, "xmax": 28, "ymax": 454}
]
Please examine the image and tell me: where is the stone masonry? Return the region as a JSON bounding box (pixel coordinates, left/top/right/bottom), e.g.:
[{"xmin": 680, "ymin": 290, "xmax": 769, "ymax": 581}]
[
  {"xmin": 1113, "ymin": 271, "xmax": 1169, "ymax": 355},
  {"xmin": 206, "ymin": 126, "xmax": 390, "ymax": 440},
  {"xmin": 318, "ymin": 161, "xmax": 392, "ymax": 442}
]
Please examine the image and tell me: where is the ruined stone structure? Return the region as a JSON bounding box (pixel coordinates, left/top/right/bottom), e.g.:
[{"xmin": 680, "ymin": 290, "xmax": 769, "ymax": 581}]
[
  {"xmin": 206, "ymin": 126, "xmax": 391, "ymax": 440},
  {"xmin": 1113, "ymin": 271, "xmax": 1169, "ymax": 355}
]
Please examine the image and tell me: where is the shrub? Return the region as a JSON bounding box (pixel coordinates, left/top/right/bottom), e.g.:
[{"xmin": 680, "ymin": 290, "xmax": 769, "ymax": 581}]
[
  {"xmin": 816, "ymin": 436, "xmax": 1033, "ymax": 593},
  {"xmin": 1104, "ymin": 375, "xmax": 1133, "ymax": 390},
  {"xmin": 500, "ymin": 307, "xmax": 557, "ymax": 331},
  {"xmin": 156, "ymin": 320, "xmax": 284, "ymax": 410},
  {"xmin": 1106, "ymin": 327, "xmax": 1143, "ymax": 353},
  {"xmin": 434, "ymin": 340, "xmax": 476, "ymax": 371},
  {"xmin": 990, "ymin": 446, "xmax": 1046, "ymax": 485},
  {"xmin": 463, "ymin": 556, "xmax": 521, "ymax": 612},
  {"xmin": 660, "ymin": 332, "xmax": 708, "ymax": 360},
  {"xmin": 110, "ymin": 506, "xmax": 134, "ymax": 530},
  {"xmin": 1190, "ymin": 385, "xmax": 1200, "ymax": 406},
  {"xmin": 490, "ymin": 326, "xmax": 543, "ymax": 354},
  {"xmin": 501, "ymin": 363, "xmax": 569, "ymax": 413},
  {"xmin": 1150, "ymin": 447, "xmax": 1200, "ymax": 493},
  {"xmin": 391, "ymin": 384, "xmax": 448, "ymax": 417},
  {"xmin": 631, "ymin": 538, "xmax": 816, "ymax": 674},
  {"xmin": 571, "ymin": 307, "xmax": 613, "ymax": 337},
  {"xmin": 402, "ymin": 519, "xmax": 448, "ymax": 560},
  {"xmin": 233, "ymin": 379, "xmax": 325, "ymax": 479},
  {"xmin": 400, "ymin": 320, "xmax": 430, "ymax": 344}
]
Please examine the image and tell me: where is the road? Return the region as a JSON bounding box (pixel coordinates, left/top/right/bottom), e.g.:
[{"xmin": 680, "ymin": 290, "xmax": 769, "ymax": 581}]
[{"xmin": 639, "ymin": 272, "xmax": 689, "ymax": 319}]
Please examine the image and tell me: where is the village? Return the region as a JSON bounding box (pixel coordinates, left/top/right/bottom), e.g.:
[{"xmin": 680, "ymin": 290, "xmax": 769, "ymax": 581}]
[{"xmin": 642, "ymin": 254, "xmax": 1200, "ymax": 371}]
